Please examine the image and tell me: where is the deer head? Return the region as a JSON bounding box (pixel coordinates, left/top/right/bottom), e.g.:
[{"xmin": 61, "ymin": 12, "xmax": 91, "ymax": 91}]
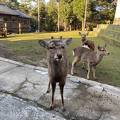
[
  {"xmin": 97, "ymin": 44, "xmax": 110, "ymax": 56},
  {"xmin": 38, "ymin": 37, "xmax": 72, "ymax": 62},
  {"xmin": 79, "ymin": 32, "xmax": 89, "ymax": 42}
]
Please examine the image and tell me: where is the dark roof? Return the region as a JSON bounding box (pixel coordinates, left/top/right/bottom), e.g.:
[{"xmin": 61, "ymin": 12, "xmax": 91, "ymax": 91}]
[
  {"xmin": 14, "ymin": 10, "xmax": 30, "ymax": 18},
  {"xmin": 0, "ymin": 4, "xmax": 30, "ymax": 18}
]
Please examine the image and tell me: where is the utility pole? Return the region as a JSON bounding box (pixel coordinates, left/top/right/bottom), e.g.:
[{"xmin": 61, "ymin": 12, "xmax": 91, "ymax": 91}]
[
  {"xmin": 83, "ymin": 0, "xmax": 88, "ymax": 31},
  {"xmin": 56, "ymin": 0, "xmax": 60, "ymax": 32},
  {"xmin": 38, "ymin": 0, "xmax": 40, "ymax": 32}
]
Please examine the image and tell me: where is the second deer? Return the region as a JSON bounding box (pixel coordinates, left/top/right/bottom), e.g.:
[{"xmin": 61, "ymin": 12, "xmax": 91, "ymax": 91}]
[
  {"xmin": 71, "ymin": 44, "xmax": 109, "ymax": 79},
  {"xmin": 79, "ymin": 32, "xmax": 95, "ymax": 51}
]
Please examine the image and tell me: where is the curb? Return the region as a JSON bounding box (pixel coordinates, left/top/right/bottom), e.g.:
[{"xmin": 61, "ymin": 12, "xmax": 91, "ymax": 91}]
[{"xmin": 70, "ymin": 75, "xmax": 120, "ymax": 105}]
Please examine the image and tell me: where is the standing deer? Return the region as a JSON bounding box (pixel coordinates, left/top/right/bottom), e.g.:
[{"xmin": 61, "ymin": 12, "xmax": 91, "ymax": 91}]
[
  {"xmin": 38, "ymin": 37, "xmax": 72, "ymax": 110},
  {"xmin": 71, "ymin": 44, "xmax": 109, "ymax": 79},
  {"xmin": 79, "ymin": 32, "xmax": 95, "ymax": 51}
]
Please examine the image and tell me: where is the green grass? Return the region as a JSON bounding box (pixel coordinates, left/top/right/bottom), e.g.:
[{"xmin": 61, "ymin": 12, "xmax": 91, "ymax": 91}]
[
  {"xmin": 0, "ymin": 31, "xmax": 120, "ymax": 87},
  {"xmin": 0, "ymin": 31, "xmax": 96, "ymax": 41}
]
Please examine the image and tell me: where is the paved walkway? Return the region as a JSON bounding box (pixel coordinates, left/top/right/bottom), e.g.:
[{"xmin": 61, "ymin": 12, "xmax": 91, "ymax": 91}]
[{"xmin": 0, "ymin": 57, "xmax": 120, "ymax": 120}]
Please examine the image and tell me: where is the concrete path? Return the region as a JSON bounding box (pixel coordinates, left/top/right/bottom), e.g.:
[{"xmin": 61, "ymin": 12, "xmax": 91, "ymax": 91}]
[{"xmin": 0, "ymin": 57, "xmax": 120, "ymax": 120}]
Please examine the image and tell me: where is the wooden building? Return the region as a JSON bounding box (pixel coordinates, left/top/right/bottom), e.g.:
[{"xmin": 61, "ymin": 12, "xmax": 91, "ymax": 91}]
[{"xmin": 0, "ymin": 3, "xmax": 31, "ymax": 36}]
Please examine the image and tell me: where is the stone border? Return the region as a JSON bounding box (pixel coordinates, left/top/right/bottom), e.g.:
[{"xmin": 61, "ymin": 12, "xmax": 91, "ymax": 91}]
[
  {"xmin": 69, "ymin": 75, "xmax": 120, "ymax": 105},
  {"xmin": 0, "ymin": 57, "xmax": 48, "ymax": 72}
]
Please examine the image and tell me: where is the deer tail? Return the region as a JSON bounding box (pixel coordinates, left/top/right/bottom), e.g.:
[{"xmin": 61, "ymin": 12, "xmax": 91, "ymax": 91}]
[{"xmin": 72, "ymin": 48, "xmax": 76, "ymax": 56}]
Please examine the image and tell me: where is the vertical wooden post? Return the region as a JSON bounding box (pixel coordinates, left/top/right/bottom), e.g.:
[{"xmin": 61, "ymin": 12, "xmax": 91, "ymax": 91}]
[
  {"xmin": 38, "ymin": 0, "xmax": 40, "ymax": 32},
  {"xmin": 83, "ymin": 0, "xmax": 88, "ymax": 31},
  {"xmin": 4, "ymin": 22, "xmax": 7, "ymax": 37},
  {"xmin": 56, "ymin": 0, "xmax": 60, "ymax": 32},
  {"xmin": 19, "ymin": 23, "xmax": 21, "ymax": 34}
]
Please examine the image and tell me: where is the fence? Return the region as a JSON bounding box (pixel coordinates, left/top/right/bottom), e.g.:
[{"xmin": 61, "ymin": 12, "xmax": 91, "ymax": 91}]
[{"xmin": 0, "ymin": 21, "xmax": 30, "ymax": 35}]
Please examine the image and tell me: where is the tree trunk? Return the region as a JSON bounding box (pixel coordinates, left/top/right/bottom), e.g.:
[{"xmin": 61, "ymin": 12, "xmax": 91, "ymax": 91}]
[{"xmin": 64, "ymin": 22, "xmax": 67, "ymax": 31}]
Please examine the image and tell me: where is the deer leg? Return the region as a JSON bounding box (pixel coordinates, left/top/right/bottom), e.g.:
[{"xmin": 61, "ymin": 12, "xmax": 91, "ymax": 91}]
[
  {"xmin": 46, "ymin": 81, "xmax": 51, "ymax": 93},
  {"xmin": 82, "ymin": 62, "xmax": 86, "ymax": 70},
  {"xmin": 71, "ymin": 57, "xmax": 80, "ymax": 75},
  {"xmin": 50, "ymin": 82, "xmax": 56, "ymax": 110},
  {"xmin": 92, "ymin": 66, "xmax": 96, "ymax": 79},
  {"xmin": 59, "ymin": 83, "xmax": 65, "ymax": 111},
  {"xmin": 87, "ymin": 63, "xmax": 90, "ymax": 79}
]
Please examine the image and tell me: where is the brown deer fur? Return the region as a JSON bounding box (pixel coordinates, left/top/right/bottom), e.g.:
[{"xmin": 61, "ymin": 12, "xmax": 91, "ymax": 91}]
[
  {"xmin": 79, "ymin": 32, "xmax": 95, "ymax": 51},
  {"xmin": 39, "ymin": 37, "xmax": 72, "ymax": 110},
  {"xmin": 71, "ymin": 44, "xmax": 109, "ymax": 79}
]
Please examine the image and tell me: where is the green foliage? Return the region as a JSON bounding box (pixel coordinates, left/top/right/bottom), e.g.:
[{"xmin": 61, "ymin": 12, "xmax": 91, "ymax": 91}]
[
  {"xmin": 72, "ymin": 0, "xmax": 85, "ymax": 21},
  {"xmin": 0, "ymin": 0, "xmax": 19, "ymax": 9},
  {"xmin": 0, "ymin": 0, "xmax": 116, "ymax": 31},
  {"xmin": 46, "ymin": 0, "xmax": 57, "ymax": 31},
  {"xmin": 59, "ymin": 0, "xmax": 73, "ymax": 28},
  {"xmin": 90, "ymin": 0, "xmax": 116, "ymax": 24}
]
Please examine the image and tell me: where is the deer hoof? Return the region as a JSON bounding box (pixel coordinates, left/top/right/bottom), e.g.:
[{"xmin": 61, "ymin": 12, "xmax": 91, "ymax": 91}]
[
  {"xmin": 50, "ymin": 105, "xmax": 54, "ymax": 110},
  {"xmin": 46, "ymin": 89, "xmax": 50, "ymax": 93},
  {"xmin": 94, "ymin": 77, "xmax": 97, "ymax": 80},
  {"xmin": 71, "ymin": 72, "xmax": 75, "ymax": 75},
  {"xmin": 61, "ymin": 106, "xmax": 66, "ymax": 112},
  {"xmin": 87, "ymin": 77, "xmax": 90, "ymax": 80}
]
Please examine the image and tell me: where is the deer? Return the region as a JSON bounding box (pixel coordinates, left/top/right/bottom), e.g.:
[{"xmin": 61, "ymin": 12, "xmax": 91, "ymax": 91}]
[
  {"xmin": 79, "ymin": 32, "xmax": 95, "ymax": 51},
  {"xmin": 38, "ymin": 36, "xmax": 72, "ymax": 110},
  {"xmin": 71, "ymin": 44, "xmax": 109, "ymax": 80}
]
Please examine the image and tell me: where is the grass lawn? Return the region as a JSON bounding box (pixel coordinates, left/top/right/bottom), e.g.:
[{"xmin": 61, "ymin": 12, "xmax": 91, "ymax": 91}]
[
  {"xmin": 0, "ymin": 31, "xmax": 96, "ymax": 41},
  {"xmin": 0, "ymin": 32, "xmax": 120, "ymax": 87}
]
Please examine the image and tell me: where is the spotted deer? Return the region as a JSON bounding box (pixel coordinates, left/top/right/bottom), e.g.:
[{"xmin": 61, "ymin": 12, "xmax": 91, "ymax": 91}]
[
  {"xmin": 71, "ymin": 44, "xmax": 109, "ymax": 79},
  {"xmin": 38, "ymin": 37, "xmax": 72, "ymax": 110}
]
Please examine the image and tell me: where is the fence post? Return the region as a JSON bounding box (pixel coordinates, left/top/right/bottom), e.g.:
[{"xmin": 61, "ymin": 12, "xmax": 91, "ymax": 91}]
[
  {"xmin": 19, "ymin": 23, "xmax": 21, "ymax": 34},
  {"xmin": 4, "ymin": 22, "xmax": 7, "ymax": 37}
]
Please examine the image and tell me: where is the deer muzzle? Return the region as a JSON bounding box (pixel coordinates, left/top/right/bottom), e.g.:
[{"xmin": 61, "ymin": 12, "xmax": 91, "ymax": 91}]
[{"xmin": 54, "ymin": 53, "xmax": 63, "ymax": 61}]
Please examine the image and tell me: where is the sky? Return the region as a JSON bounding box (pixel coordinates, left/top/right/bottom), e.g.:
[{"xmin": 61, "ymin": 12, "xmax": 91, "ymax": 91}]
[{"xmin": 45, "ymin": 0, "xmax": 49, "ymax": 2}]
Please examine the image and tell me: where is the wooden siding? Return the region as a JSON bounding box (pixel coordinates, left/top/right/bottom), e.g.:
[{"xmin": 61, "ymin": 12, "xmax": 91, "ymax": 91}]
[{"xmin": 0, "ymin": 14, "xmax": 30, "ymax": 34}]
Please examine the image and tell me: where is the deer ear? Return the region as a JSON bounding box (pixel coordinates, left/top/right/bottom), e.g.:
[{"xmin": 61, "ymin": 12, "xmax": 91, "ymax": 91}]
[
  {"xmin": 79, "ymin": 32, "xmax": 82, "ymax": 36},
  {"xmin": 60, "ymin": 36, "xmax": 62, "ymax": 39},
  {"xmin": 38, "ymin": 40, "xmax": 48, "ymax": 48},
  {"xmin": 51, "ymin": 36, "xmax": 54, "ymax": 39},
  {"xmin": 64, "ymin": 38, "xmax": 72, "ymax": 46},
  {"xmin": 98, "ymin": 45, "xmax": 101, "ymax": 50}
]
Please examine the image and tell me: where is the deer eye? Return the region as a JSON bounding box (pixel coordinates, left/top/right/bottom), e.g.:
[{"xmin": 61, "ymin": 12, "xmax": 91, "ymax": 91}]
[
  {"xmin": 49, "ymin": 47, "xmax": 55, "ymax": 49},
  {"xmin": 61, "ymin": 46, "xmax": 65, "ymax": 49}
]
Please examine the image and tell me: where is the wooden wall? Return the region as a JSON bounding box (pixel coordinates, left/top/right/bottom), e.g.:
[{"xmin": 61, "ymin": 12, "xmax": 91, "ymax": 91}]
[{"xmin": 0, "ymin": 14, "xmax": 30, "ymax": 34}]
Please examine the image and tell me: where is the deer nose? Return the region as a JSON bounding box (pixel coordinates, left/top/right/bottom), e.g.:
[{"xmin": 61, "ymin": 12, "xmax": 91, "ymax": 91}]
[{"xmin": 57, "ymin": 54, "xmax": 62, "ymax": 59}]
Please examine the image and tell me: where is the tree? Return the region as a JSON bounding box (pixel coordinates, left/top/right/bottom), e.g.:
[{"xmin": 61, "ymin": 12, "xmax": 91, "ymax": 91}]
[
  {"xmin": 0, "ymin": 0, "xmax": 19, "ymax": 9},
  {"xmin": 59, "ymin": 0, "xmax": 73, "ymax": 31},
  {"xmin": 89, "ymin": 0, "xmax": 116, "ymax": 25},
  {"xmin": 8, "ymin": 0, "xmax": 19, "ymax": 9},
  {"xmin": 72, "ymin": 0, "xmax": 85, "ymax": 30},
  {"xmin": 47, "ymin": 0, "xmax": 58, "ymax": 31}
]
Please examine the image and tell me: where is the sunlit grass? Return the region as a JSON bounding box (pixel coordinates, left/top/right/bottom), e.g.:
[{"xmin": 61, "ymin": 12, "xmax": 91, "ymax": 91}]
[{"xmin": 0, "ymin": 31, "xmax": 96, "ymax": 41}]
